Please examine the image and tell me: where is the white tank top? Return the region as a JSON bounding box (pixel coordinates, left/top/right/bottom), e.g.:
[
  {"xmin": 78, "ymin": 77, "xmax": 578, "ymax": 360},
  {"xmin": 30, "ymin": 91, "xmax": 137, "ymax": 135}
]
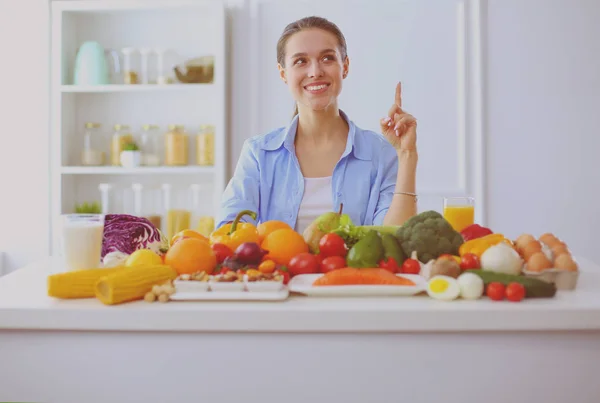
[{"xmin": 294, "ymin": 176, "xmax": 333, "ymax": 235}]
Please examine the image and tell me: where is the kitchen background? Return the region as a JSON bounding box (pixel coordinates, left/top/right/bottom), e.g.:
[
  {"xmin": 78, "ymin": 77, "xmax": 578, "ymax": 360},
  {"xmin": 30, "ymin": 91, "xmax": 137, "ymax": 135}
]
[{"xmin": 0, "ymin": 0, "xmax": 598, "ymax": 274}]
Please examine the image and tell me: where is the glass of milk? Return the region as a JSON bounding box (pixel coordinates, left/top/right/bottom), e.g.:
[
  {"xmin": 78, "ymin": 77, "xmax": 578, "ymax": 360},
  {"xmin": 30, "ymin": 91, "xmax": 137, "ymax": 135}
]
[{"xmin": 61, "ymin": 214, "xmax": 105, "ymax": 271}]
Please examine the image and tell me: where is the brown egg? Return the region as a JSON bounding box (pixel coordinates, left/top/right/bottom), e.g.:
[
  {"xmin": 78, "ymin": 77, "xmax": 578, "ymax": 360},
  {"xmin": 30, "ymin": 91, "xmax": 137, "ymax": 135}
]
[
  {"xmin": 527, "ymin": 252, "xmax": 553, "ymax": 272},
  {"xmin": 539, "ymin": 233, "xmax": 559, "ymax": 247},
  {"xmin": 516, "ymin": 234, "xmax": 536, "ymax": 250},
  {"xmin": 522, "ymin": 241, "xmax": 542, "ymax": 261},
  {"xmin": 552, "ymin": 245, "xmax": 570, "ymax": 259},
  {"xmin": 554, "ymin": 254, "xmax": 578, "ymax": 271}
]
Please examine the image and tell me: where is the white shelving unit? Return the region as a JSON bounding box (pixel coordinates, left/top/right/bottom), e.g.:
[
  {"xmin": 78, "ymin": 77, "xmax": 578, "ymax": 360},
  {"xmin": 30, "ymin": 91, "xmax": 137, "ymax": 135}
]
[{"xmin": 49, "ymin": 0, "xmax": 227, "ymax": 255}]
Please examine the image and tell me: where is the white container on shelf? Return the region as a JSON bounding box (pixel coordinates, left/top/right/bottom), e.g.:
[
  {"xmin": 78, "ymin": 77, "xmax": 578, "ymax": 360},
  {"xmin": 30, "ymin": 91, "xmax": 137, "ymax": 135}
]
[{"xmin": 120, "ymin": 150, "xmax": 141, "ymax": 168}]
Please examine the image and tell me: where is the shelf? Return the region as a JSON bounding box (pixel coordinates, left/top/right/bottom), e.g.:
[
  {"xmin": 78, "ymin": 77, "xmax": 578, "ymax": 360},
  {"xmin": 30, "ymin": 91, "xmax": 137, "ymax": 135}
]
[
  {"xmin": 61, "ymin": 166, "xmax": 215, "ymax": 175},
  {"xmin": 60, "ymin": 84, "xmax": 213, "ymax": 93}
]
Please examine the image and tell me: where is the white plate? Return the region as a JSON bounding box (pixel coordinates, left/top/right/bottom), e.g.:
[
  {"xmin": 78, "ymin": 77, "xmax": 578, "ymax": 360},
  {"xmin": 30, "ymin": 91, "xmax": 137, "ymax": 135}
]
[
  {"xmin": 288, "ymin": 273, "xmax": 427, "ymax": 297},
  {"xmin": 170, "ymin": 288, "xmax": 289, "ymax": 301}
]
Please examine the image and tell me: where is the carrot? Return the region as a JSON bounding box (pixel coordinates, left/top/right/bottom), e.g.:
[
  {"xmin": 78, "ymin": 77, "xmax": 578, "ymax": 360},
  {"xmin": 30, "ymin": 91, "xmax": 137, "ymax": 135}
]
[{"xmin": 312, "ymin": 268, "xmax": 415, "ymax": 287}]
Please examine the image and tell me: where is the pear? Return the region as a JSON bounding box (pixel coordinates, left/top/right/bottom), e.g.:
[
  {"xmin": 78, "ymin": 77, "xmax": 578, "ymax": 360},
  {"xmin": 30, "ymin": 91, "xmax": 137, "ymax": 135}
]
[{"xmin": 303, "ymin": 204, "xmax": 352, "ymax": 254}]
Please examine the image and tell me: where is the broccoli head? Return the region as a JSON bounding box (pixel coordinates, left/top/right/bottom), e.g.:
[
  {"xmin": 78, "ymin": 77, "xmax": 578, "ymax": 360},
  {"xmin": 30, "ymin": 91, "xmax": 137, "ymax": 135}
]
[{"xmin": 395, "ymin": 210, "xmax": 464, "ymax": 263}]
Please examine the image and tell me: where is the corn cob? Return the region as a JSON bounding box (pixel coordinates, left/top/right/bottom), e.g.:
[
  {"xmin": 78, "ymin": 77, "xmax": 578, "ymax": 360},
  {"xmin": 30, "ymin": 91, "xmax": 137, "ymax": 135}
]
[
  {"xmin": 47, "ymin": 267, "xmax": 123, "ymax": 299},
  {"xmin": 95, "ymin": 264, "xmax": 178, "ymax": 305}
]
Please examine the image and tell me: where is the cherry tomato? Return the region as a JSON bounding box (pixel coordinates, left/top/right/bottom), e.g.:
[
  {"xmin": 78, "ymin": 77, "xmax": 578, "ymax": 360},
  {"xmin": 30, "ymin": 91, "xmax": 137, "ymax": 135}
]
[
  {"xmin": 258, "ymin": 259, "xmax": 276, "ymax": 274},
  {"xmin": 320, "ymin": 256, "xmax": 346, "ymax": 273},
  {"xmin": 288, "ymin": 253, "xmax": 320, "ymax": 276},
  {"xmin": 460, "ymin": 253, "xmax": 480, "ymax": 270},
  {"xmin": 486, "ymin": 282, "xmax": 506, "ymax": 301},
  {"xmin": 211, "ymin": 243, "xmax": 234, "ymax": 264},
  {"xmin": 506, "ymin": 283, "xmax": 525, "ymax": 302},
  {"xmin": 378, "ymin": 257, "xmax": 399, "ymax": 273},
  {"xmin": 275, "ymin": 267, "xmax": 290, "ymax": 285},
  {"xmin": 318, "ymin": 233, "xmax": 348, "ymax": 257},
  {"xmin": 401, "ymin": 258, "xmax": 421, "ymax": 275}
]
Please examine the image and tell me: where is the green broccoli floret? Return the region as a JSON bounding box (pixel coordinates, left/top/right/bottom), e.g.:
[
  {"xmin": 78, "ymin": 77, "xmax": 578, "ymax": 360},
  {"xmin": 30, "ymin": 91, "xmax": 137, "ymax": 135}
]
[{"xmin": 395, "ymin": 210, "xmax": 464, "ymax": 263}]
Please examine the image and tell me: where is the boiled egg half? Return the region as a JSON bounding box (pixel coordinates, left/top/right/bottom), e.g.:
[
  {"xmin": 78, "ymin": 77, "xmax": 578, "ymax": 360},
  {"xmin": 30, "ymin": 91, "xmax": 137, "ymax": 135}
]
[{"xmin": 426, "ymin": 275, "xmax": 460, "ymax": 301}]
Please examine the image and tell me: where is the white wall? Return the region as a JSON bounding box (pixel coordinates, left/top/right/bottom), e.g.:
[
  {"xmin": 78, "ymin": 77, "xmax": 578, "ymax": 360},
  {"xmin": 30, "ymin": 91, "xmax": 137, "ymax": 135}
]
[
  {"xmin": 0, "ymin": 0, "xmax": 50, "ymax": 274},
  {"xmin": 486, "ymin": 0, "xmax": 599, "ymax": 260},
  {"xmin": 0, "ymin": 0, "xmax": 598, "ymax": 272}
]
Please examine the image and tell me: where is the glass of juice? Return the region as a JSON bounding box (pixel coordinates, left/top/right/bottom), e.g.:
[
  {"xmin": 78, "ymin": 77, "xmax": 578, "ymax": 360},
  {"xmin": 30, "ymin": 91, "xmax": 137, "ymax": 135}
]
[
  {"xmin": 61, "ymin": 214, "xmax": 105, "ymax": 271},
  {"xmin": 443, "ymin": 197, "xmax": 475, "ymax": 232}
]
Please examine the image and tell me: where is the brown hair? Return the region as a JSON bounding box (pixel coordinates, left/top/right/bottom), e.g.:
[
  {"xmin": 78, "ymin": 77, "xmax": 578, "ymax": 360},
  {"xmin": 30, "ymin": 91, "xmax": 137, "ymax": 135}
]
[{"xmin": 276, "ymin": 16, "xmax": 348, "ymax": 118}]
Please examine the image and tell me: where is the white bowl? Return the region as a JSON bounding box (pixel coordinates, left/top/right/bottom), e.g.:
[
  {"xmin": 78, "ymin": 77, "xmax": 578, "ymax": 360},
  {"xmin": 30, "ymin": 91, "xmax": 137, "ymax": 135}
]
[
  {"xmin": 209, "ymin": 280, "xmax": 245, "ymax": 292},
  {"xmin": 245, "ymin": 279, "xmax": 284, "ymax": 292},
  {"xmin": 174, "ymin": 279, "xmax": 209, "ymax": 293}
]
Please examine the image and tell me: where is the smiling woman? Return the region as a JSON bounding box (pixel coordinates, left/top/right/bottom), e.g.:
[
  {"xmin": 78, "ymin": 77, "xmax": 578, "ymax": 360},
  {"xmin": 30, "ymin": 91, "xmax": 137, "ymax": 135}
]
[{"xmin": 217, "ymin": 16, "xmax": 419, "ymax": 234}]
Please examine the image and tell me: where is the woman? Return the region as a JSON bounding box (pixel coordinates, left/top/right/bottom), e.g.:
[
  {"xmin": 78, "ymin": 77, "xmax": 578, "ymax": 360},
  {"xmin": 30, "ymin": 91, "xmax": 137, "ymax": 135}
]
[{"xmin": 217, "ymin": 16, "xmax": 418, "ymax": 234}]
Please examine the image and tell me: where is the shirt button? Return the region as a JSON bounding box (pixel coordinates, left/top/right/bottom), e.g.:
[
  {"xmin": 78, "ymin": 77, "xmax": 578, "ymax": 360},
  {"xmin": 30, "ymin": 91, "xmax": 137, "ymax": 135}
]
[
  {"xmin": 337, "ymin": 192, "xmax": 342, "ymax": 197},
  {"xmin": 286, "ymin": 213, "xmax": 292, "ymax": 219}
]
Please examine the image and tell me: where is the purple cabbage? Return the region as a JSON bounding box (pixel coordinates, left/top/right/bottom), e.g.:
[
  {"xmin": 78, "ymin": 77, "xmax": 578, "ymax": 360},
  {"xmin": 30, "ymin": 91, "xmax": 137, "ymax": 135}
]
[{"xmin": 101, "ymin": 214, "xmax": 168, "ymax": 258}]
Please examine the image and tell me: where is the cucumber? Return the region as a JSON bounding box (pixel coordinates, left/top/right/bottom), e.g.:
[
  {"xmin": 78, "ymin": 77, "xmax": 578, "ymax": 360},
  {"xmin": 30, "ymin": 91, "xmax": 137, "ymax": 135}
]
[{"xmin": 470, "ymin": 270, "xmax": 557, "ymax": 298}]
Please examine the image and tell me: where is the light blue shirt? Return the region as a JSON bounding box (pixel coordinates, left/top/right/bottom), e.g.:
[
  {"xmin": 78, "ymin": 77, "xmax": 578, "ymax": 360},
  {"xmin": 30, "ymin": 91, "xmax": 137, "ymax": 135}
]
[{"xmin": 216, "ymin": 110, "xmax": 399, "ymax": 229}]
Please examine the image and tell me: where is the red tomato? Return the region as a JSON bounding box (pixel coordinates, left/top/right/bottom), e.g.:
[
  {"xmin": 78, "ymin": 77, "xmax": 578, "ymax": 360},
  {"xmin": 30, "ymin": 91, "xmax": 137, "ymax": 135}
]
[
  {"xmin": 320, "ymin": 256, "xmax": 346, "ymax": 273},
  {"xmin": 401, "ymin": 258, "xmax": 421, "ymax": 275},
  {"xmin": 275, "ymin": 267, "xmax": 290, "ymax": 285},
  {"xmin": 378, "ymin": 257, "xmax": 399, "ymax": 273},
  {"xmin": 288, "ymin": 253, "xmax": 320, "ymax": 276},
  {"xmin": 460, "ymin": 253, "xmax": 480, "ymax": 270},
  {"xmin": 506, "ymin": 283, "xmax": 525, "ymax": 302},
  {"xmin": 318, "ymin": 233, "xmax": 348, "ymax": 257},
  {"xmin": 211, "ymin": 243, "xmax": 234, "ymax": 264},
  {"xmin": 486, "ymin": 282, "xmax": 506, "ymax": 301}
]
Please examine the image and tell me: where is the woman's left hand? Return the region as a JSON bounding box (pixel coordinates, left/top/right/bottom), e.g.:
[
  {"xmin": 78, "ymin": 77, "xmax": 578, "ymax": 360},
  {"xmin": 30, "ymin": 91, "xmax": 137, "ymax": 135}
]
[{"xmin": 380, "ymin": 82, "xmax": 417, "ymax": 151}]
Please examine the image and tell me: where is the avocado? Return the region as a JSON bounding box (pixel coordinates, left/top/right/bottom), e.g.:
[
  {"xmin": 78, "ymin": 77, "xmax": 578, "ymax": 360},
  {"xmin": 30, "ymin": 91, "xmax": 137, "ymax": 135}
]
[
  {"xmin": 380, "ymin": 233, "xmax": 407, "ymax": 266},
  {"xmin": 346, "ymin": 230, "xmax": 384, "ymax": 268}
]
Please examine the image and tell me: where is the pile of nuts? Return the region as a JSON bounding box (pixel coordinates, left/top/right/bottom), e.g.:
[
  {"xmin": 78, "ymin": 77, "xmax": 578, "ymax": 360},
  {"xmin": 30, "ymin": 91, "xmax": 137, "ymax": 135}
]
[
  {"xmin": 144, "ymin": 281, "xmax": 176, "ymax": 303},
  {"xmin": 177, "ymin": 272, "xmax": 209, "ymax": 282}
]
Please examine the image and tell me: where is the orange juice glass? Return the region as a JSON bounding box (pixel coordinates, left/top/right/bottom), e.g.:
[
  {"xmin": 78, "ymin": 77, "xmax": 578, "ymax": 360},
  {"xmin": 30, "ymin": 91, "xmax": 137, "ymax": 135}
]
[{"xmin": 443, "ymin": 197, "xmax": 474, "ymax": 232}]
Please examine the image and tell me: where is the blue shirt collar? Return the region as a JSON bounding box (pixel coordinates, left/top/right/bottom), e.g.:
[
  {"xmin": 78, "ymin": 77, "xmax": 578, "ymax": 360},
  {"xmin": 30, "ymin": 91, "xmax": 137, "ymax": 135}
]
[{"xmin": 259, "ymin": 109, "xmax": 371, "ymax": 160}]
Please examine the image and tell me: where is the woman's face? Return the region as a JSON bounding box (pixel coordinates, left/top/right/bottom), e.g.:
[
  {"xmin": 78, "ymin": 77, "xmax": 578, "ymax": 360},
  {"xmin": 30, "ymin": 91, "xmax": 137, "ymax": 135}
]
[{"xmin": 279, "ymin": 28, "xmax": 349, "ymax": 112}]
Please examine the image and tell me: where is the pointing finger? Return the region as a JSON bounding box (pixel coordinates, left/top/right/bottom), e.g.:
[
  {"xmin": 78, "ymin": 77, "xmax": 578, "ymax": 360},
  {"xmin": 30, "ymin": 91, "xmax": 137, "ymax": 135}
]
[{"xmin": 395, "ymin": 81, "xmax": 402, "ymax": 108}]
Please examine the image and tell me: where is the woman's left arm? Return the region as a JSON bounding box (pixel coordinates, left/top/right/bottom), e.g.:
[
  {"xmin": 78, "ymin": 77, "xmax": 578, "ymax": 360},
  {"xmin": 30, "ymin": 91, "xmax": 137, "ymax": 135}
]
[{"xmin": 379, "ymin": 82, "xmax": 419, "ymax": 226}]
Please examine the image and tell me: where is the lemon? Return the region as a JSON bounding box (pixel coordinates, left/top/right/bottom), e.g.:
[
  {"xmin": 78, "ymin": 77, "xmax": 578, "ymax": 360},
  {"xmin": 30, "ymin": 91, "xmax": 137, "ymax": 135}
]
[{"xmin": 125, "ymin": 249, "xmax": 163, "ymax": 267}]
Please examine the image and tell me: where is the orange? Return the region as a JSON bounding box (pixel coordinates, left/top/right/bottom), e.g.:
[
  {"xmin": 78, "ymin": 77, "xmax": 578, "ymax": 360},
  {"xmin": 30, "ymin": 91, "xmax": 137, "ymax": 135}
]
[
  {"xmin": 170, "ymin": 229, "xmax": 209, "ymax": 247},
  {"xmin": 257, "ymin": 220, "xmax": 292, "ymax": 244},
  {"xmin": 261, "ymin": 228, "xmax": 309, "ymax": 266},
  {"xmin": 164, "ymin": 237, "xmax": 216, "ymax": 275}
]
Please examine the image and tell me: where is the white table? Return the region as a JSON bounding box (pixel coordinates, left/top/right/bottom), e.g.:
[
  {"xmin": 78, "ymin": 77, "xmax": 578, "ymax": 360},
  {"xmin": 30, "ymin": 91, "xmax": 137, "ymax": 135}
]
[{"xmin": 1, "ymin": 257, "xmax": 600, "ymax": 403}]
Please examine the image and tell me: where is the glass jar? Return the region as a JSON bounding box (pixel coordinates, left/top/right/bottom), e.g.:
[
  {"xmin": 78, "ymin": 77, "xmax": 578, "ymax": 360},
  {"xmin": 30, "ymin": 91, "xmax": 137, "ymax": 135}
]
[
  {"xmin": 165, "ymin": 124, "xmax": 188, "ymax": 166},
  {"xmin": 140, "ymin": 124, "xmax": 161, "ymax": 166},
  {"xmin": 196, "ymin": 124, "xmax": 215, "ymax": 166},
  {"xmin": 110, "ymin": 124, "xmax": 134, "ymax": 166},
  {"xmin": 81, "ymin": 122, "xmax": 104, "ymax": 166}
]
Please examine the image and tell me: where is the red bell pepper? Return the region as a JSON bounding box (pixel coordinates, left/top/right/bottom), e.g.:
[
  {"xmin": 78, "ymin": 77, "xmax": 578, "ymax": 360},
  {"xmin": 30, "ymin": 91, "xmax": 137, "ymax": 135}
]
[{"xmin": 460, "ymin": 224, "xmax": 493, "ymax": 242}]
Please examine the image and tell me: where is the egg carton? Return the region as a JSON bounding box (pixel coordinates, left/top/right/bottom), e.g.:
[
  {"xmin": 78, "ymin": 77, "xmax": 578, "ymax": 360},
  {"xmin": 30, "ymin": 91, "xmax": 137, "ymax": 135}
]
[{"xmin": 522, "ymin": 266, "xmax": 579, "ymax": 290}]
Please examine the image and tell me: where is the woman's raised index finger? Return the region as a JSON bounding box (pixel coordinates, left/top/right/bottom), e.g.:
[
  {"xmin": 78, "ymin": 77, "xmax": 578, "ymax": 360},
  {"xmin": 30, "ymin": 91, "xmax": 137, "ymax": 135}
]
[{"xmin": 395, "ymin": 81, "xmax": 402, "ymax": 108}]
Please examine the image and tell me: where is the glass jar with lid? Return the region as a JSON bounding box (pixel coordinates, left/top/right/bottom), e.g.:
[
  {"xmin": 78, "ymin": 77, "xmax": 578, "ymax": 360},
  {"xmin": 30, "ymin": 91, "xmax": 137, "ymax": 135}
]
[
  {"xmin": 110, "ymin": 124, "xmax": 134, "ymax": 166},
  {"xmin": 165, "ymin": 124, "xmax": 189, "ymax": 166},
  {"xmin": 81, "ymin": 122, "xmax": 105, "ymax": 166},
  {"xmin": 196, "ymin": 124, "xmax": 215, "ymax": 166},
  {"xmin": 139, "ymin": 124, "xmax": 161, "ymax": 166}
]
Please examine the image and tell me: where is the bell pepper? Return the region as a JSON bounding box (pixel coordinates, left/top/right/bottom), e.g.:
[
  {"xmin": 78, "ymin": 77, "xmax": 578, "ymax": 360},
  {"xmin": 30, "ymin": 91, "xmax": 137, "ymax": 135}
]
[
  {"xmin": 460, "ymin": 224, "xmax": 493, "ymax": 242},
  {"xmin": 459, "ymin": 233, "xmax": 513, "ymax": 258},
  {"xmin": 209, "ymin": 210, "xmax": 260, "ymax": 251}
]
